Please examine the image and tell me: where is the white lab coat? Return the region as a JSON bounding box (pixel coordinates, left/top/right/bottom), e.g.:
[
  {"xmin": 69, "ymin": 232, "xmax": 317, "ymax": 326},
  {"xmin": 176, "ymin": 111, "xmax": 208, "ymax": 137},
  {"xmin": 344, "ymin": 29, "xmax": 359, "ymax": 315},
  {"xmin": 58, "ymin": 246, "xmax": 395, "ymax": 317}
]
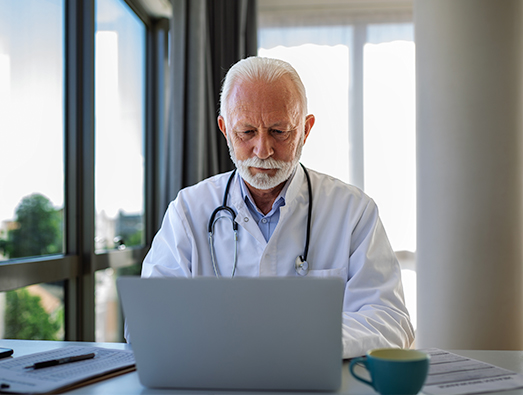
[{"xmin": 140, "ymin": 165, "xmax": 414, "ymax": 358}]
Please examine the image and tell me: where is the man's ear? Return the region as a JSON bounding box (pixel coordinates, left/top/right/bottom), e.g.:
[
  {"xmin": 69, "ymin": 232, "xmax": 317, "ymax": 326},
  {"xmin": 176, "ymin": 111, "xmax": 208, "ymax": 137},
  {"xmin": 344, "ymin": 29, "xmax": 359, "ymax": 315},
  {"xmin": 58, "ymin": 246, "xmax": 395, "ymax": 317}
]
[
  {"xmin": 217, "ymin": 115, "xmax": 228, "ymax": 141},
  {"xmin": 303, "ymin": 114, "xmax": 315, "ymax": 144}
]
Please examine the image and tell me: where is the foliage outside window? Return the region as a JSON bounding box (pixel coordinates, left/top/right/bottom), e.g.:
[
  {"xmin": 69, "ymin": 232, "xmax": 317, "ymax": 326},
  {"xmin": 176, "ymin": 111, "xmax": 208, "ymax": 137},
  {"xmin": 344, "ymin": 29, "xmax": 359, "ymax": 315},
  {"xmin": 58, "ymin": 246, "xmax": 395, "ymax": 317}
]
[
  {"xmin": 4, "ymin": 287, "xmax": 63, "ymax": 340},
  {"xmin": 0, "ymin": 194, "xmax": 63, "ymax": 260}
]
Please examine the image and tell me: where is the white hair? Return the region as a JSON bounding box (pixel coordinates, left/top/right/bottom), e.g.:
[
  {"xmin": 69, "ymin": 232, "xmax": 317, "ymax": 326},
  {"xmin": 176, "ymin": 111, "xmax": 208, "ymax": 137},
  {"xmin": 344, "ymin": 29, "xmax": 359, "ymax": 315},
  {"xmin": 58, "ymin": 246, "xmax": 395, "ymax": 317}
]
[{"xmin": 219, "ymin": 56, "xmax": 308, "ymax": 120}]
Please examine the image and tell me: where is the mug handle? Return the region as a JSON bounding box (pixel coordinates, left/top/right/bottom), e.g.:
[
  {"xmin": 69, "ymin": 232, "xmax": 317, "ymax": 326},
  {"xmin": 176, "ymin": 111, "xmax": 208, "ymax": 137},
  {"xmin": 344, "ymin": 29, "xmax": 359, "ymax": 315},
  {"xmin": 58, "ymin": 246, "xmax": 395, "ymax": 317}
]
[{"xmin": 349, "ymin": 357, "xmax": 373, "ymax": 387}]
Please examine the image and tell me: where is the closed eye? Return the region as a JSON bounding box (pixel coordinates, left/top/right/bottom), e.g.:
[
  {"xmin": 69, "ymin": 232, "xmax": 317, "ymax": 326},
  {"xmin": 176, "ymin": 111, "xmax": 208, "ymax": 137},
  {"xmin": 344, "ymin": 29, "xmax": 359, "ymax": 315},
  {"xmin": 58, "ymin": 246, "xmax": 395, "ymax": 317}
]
[
  {"xmin": 271, "ymin": 129, "xmax": 291, "ymax": 140},
  {"xmin": 235, "ymin": 130, "xmax": 255, "ymax": 141}
]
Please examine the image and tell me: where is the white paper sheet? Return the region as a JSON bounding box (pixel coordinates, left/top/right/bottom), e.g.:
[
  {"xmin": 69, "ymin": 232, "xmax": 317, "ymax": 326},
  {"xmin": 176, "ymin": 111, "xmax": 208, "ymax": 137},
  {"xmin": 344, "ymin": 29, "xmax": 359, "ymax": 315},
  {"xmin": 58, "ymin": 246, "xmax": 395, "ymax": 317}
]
[
  {"xmin": 0, "ymin": 345, "xmax": 135, "ymax": 394},
  {"xmin": 422, "ymin": 349, "xmax": 523, "ymax": 395}
]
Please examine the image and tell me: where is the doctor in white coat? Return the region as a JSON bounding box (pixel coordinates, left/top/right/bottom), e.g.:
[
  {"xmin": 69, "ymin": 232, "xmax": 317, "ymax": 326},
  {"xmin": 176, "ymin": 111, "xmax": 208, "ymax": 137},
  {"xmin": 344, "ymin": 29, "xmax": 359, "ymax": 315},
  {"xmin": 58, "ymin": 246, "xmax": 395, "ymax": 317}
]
[{"xmin": 137, "ymin": 56, "xmax": 414, "ymax": 359}]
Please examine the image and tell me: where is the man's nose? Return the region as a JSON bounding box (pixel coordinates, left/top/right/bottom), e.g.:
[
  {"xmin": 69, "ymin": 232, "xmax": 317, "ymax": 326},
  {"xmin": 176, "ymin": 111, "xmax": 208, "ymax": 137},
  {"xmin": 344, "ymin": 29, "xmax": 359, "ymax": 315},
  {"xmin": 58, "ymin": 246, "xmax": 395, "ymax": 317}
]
[{"xmin": 253, "ymin": 132, "xmax": 274, "ymax": 159}]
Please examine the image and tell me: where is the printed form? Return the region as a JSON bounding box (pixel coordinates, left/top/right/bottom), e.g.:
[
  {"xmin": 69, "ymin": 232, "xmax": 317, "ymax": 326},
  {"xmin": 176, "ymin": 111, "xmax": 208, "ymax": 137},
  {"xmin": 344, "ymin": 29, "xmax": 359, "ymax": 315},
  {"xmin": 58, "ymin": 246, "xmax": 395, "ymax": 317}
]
[
  {"xmin": 423, "ymin": 349, "xmax": 523, "ymax": 395},
  {"xmin": 0, "ymin": 346, "xmax": 135, "ymax": 394}
]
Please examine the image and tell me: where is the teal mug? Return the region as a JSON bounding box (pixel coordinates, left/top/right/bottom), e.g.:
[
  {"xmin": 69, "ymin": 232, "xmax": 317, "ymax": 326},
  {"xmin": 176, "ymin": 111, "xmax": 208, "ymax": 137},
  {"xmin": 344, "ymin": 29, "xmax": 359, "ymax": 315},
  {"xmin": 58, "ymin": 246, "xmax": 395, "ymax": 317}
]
[{"xmin": 349, "ymin": 348, "xmax": 430, "ymax": 395}]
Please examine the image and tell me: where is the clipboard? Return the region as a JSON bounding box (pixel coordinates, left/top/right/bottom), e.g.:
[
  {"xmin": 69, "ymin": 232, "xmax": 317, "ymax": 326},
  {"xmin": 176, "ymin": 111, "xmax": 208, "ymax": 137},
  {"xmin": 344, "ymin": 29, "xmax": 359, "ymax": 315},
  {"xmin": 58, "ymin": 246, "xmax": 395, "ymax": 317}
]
[{"xmin": 0, "ymin": 345, "xmax": 135, "ymax": 394}]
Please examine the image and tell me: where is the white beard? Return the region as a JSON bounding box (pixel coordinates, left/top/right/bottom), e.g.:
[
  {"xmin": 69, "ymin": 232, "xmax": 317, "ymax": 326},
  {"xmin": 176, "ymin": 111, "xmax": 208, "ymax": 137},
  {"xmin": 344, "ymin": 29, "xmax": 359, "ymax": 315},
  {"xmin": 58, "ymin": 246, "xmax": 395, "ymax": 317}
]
[{"xmin": 228, "ymin": 137, "xmax": 304, "ymax": 190}]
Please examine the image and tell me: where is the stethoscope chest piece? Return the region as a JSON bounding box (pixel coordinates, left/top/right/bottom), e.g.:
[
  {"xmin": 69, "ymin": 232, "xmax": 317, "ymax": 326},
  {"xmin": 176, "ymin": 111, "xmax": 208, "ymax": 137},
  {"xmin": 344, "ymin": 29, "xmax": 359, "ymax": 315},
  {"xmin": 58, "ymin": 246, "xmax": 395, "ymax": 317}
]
[{"xmin": 295, "ymin": 256, "xmax": 309, "ymax": 276}]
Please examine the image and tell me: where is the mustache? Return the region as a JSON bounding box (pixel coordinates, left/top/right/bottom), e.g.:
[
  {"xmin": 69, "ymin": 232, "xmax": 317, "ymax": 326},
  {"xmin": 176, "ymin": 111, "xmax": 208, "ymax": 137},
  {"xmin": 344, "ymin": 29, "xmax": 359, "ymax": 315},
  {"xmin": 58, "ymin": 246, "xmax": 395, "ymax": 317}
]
[{"xmin": 237, "ymin": 156, "xmax": 288, "ymax": 169}]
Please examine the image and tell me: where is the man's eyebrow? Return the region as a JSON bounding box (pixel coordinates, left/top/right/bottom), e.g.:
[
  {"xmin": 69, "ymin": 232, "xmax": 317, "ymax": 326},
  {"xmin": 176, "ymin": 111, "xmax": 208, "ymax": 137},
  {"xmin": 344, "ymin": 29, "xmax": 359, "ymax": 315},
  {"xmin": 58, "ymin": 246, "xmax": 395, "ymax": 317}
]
[
  {"xmin": 233, "ymin": 121, "xmax": 295, "ymax": 129},
  {"xmin": 233, "ymin": 122, "xmax": 257, "ymax": 130},
  {"xmin": 269, "ymin": 122, "xmax": 295, "ymax": 128}
]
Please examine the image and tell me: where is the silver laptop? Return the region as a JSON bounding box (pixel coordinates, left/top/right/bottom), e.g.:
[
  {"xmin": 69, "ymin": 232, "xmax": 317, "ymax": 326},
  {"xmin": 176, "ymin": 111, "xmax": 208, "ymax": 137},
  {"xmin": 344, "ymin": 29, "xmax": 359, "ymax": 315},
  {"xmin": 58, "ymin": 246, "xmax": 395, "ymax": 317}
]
[{"xmin": 117, "ymin": 276, "xmax": 344, "ymax": 392}]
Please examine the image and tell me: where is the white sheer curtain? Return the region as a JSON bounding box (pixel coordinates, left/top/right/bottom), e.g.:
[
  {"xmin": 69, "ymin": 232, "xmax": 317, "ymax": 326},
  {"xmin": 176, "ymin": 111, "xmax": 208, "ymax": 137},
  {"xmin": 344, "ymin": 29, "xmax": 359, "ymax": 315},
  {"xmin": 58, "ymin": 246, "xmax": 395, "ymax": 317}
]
[{"xmin": 257, "ymin": 1, "xmax": 417, "ymax": 328}]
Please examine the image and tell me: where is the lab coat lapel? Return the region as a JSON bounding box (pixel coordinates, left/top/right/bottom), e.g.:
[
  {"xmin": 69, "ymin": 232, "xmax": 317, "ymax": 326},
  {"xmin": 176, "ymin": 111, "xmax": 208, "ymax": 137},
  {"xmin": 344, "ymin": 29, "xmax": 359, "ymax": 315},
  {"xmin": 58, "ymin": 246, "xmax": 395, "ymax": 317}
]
[
  {"xmin": 229, "ymin": 176, "xmax": 267, "ymax": 246},
  {"xmin": 265, "ymin": 166, "xmax": 307, "ymax": 276},
  {"xmin": 273, "ymin": 165, "xmax": 306, "ymax": 234}
]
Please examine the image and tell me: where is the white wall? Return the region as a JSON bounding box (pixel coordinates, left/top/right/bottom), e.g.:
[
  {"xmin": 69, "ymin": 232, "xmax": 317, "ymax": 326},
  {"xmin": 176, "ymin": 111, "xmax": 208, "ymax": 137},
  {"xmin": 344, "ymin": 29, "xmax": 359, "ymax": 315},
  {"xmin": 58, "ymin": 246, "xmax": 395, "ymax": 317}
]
[{"xmin": 416, "ymin": 0, "xmax": 523, "ymax": 349}]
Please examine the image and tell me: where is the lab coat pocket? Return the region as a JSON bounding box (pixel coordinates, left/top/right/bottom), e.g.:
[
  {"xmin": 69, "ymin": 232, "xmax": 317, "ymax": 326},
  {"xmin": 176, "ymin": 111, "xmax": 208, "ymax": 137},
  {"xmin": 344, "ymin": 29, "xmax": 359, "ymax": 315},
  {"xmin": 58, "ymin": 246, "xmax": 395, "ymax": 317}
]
[{"xmin": 307, "ymin": 266, "xmax": 348, "ymax": 281}]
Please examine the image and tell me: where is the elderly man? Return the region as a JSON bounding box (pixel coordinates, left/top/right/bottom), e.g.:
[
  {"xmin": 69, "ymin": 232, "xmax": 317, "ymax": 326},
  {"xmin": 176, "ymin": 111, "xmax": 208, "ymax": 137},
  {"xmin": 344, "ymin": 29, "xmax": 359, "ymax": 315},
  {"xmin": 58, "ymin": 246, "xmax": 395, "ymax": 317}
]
[{"xmin": 137, "ymin": 56, "xmax": 414, "ymax": 358}]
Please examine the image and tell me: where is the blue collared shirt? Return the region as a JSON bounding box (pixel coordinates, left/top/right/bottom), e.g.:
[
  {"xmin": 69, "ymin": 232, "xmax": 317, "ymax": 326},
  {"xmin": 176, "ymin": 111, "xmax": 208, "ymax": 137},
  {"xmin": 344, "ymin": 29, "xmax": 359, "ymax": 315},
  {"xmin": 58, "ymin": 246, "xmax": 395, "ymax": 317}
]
[{"xmin": 239, "ymin": 172, "xmax": 295, "ymax": 242}]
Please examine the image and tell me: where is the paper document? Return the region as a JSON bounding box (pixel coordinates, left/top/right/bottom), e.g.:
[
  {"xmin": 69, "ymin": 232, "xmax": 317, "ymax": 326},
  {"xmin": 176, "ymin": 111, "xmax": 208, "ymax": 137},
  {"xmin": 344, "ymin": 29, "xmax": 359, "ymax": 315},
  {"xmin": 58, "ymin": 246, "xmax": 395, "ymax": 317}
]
[
  {"xmin": 422, "ymin": 349, "xmax": 523, "ymax": 395},
  {"xmin": 0, "ymin": 345, "xmax": 135, "ymax": 394}
]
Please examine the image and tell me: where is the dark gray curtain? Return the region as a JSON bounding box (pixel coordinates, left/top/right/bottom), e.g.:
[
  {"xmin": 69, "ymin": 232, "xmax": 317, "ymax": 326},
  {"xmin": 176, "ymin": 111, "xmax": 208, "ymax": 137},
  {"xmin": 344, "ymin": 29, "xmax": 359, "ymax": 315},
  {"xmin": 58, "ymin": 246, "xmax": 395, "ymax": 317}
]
[{"xmin": 159, "ymin": 0, "xmax": 257, "ymax": 227}]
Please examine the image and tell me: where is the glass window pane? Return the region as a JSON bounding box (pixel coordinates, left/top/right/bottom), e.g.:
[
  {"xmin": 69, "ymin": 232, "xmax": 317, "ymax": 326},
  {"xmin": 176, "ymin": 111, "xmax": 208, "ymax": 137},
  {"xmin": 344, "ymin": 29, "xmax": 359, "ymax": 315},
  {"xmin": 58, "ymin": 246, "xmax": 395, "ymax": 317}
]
[
  {"xmin": 258, "ymin": 26, "xmax": 351, "ymax": 183},
  {"xmin": 95, "ymin": 0, "xmax": 146, "ymax": 252},
  {"xmin": 95, "ymin": 265, "xmax": 140, "ymax": 342},
  {"xmin": 363, "ymin": 32, "xmax": 416, "ymax": 253},
  {"xmin": 0, "ymin": 282, "xmax": 65, "ymax": 340},
  {"xmin": 362, "ymin": 27, "xmax": 416, "ymax": 329},
  {"xmin": 0, "ymin": 0, "xmax": 64, "ymax": 260}
]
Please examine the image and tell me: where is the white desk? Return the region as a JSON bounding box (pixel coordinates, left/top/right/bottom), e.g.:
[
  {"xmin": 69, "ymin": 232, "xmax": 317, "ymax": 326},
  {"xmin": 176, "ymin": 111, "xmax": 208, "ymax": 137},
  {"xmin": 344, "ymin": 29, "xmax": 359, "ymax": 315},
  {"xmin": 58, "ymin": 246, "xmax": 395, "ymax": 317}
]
[{"xmin": 2, "ymin": 339, "xmax": 523, "ymax": 394}]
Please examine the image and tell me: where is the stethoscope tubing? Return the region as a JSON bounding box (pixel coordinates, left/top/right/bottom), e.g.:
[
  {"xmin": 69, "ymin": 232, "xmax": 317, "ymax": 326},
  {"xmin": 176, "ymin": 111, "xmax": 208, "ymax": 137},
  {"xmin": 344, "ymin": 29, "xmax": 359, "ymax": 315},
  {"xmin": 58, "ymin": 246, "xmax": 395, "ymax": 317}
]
[
  {"xmin": 208, "ymin": 170, "xmax": 239, "ymax": 277},
  {"xmin": 300, "ymin": 163, "xmax": 313, "ymax": 263}
]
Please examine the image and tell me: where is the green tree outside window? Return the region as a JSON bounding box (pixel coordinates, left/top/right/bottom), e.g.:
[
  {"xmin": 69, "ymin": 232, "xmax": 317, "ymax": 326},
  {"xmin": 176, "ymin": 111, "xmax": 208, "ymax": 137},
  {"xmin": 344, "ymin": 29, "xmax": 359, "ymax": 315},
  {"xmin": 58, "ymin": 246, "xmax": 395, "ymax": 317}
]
[
  {"xmin": 0, "ymin": 193, "xmax": 64, "ymax": 340},
  {"xmin": 4, "ymin": 288, "xmax": 63, "ymax": 340},
  {"xmin": 0, "ymin": 193, "xmax": 63, "ymax": 259}
]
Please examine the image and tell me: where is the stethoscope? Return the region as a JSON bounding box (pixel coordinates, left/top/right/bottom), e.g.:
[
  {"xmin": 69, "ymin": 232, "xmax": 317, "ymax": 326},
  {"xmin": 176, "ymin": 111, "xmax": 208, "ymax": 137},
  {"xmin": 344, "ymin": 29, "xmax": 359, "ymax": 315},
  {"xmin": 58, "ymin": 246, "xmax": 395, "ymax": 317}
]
[{"xmin": 208, "ymin": 163, "xmax": 313, "ymax": 277}]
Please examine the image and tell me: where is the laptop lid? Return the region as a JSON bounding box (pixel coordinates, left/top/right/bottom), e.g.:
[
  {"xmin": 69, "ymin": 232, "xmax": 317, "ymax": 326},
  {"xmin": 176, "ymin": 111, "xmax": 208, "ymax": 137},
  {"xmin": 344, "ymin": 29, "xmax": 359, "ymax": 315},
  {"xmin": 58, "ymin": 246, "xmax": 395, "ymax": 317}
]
[{"xmin": 117, "ymin": 276, "xmax": 344, "ymax": 392}]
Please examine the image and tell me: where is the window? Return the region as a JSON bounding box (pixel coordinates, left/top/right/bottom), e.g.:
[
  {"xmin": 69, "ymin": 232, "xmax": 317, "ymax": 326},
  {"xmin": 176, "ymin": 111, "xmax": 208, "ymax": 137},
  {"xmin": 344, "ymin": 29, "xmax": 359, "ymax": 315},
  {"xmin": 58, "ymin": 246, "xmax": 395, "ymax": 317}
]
[
  {"xmin": 363, "ymin": 24, "xmax": 416, "ymax": 253},
  {"xmin": 0, "ymin": 0, "xmax": 170, "ymax": 342},
  {"xmin": 0, "ymin": 0, "xmax": 65, "ymax": 340},
  {"xmin": 94, "ymin": 0, "xmax": 147, "ymax": 342},
  {"xmin": 258, "ymin": 25, "xmax": 415, "ymax": 252},
  {"xmin": 0, "ymin": 0, "xmax": 64, "ymax": 261},
  {"xmin": 95, "ymin": 0, "xmax": 146, "ymax": 252},
  {"xmin": 258, "ymin": 9, "xmax": 417, "ymax": 327}
]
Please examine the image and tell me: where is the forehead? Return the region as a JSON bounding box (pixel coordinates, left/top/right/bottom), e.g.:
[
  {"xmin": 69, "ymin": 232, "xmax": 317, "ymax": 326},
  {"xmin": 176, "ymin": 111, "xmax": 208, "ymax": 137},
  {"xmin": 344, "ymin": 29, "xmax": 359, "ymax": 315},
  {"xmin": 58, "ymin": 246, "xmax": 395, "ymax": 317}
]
[{"xmin": 227, "ymin": 77, "xmax": 301, "ymax": 124}]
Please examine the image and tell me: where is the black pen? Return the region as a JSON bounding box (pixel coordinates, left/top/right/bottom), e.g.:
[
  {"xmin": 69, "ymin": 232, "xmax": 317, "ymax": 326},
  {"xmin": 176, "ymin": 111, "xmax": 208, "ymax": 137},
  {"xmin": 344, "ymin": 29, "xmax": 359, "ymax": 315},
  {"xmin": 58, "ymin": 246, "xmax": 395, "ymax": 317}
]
[{"xmin": 24, "ymin": 352, "xmax": 95, "ymax": 369}]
